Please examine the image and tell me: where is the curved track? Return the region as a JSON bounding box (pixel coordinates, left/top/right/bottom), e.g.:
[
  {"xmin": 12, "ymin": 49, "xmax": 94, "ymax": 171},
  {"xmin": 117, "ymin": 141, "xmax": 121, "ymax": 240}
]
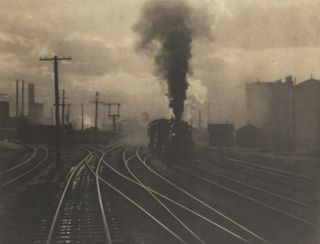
[
  {"xmin": 196, "ymin": 148, "xmax": 315, "ymax": 192},
  {"xmin": 45, "ymin": 148, "xmax": 113, "ymax": 244},
  {"xmin": 174, "ymin": 164, "xmax": 315, "ymax": 226},
  {"xmin": 97, "ymin": 145, "xmax": 267, "ymax": 244},
  {"xmin": 0, "ymin": 145, "xmax": 49, "ymax": 189}
]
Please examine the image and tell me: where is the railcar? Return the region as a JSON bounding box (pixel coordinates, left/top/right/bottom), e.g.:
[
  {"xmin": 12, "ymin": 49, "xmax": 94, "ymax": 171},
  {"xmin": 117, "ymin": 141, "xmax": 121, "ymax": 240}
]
[{"xmin": 147, "ymin": 118, "xmax": 193, "ymax": 162}]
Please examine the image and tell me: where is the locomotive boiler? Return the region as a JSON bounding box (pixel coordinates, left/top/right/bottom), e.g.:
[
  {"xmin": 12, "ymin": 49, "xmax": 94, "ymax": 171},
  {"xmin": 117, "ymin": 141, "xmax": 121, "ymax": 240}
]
[{"xmin": 147, "ymin": 118, "xmax": 193, "ymax": 162}]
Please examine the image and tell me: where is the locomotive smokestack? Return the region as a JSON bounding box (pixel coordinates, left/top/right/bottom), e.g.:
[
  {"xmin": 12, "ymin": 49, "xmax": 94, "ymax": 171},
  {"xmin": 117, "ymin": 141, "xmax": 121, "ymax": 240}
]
[{"xmin": 134, "ymin": 0, "xmax": 210, "ymax": 120}]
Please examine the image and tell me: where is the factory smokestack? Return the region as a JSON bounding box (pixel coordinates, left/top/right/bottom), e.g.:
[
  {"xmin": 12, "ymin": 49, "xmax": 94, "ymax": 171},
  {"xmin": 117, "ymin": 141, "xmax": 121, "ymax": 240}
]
[
  {"xmin": 21, "ymin": 80, "xmax": 24, "ymax": 117},
  {"xmin": 16, "ymin": 80, "xmax": 19, "ymax": 117},
  {"xmin": 28, "ymin": 83, "xmax": 35, "ymax": 104},
  {"xmin": 134, "ymin": 0, "xmax": 210, "ymax": 120}
]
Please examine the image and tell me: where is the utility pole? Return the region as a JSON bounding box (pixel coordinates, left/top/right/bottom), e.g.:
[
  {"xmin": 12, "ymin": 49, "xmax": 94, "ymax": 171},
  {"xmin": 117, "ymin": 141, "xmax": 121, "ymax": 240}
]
[
  {"xmin": 40, "ymin": 55, "xmax": 72, "ymax": 168},
  {"xmin": 81, "ymin": 104, "xmax": 84, "ymax": 131},
  {"xmin": 105, "ymin": 102, "xmax": 120, "ymax": 132},
  {"xmin": 21, "ymin": 80, "xmax": 25, "ymax": 117},
  {"xmin": 61, "ymin": 89, "xmax": 66, "ymax": 126},
  {"xmin": 102, "ymin": 105, "xmax": 106, "ymax": 130},
  {"xmin": 54, "ymin": 90, "xmax": 69, "ymax": 125},
  {"xmin": 91, "ymin": 92, "xmax": 103, "ymax": 143},
  {"xmin": 16, "ymin": 80, "xmax": 19, "ymax": 117},
  {"xmin": 207, "ymin": 102, "xmax": 210, "ymax": 127},
  {"xmin": 198, "ymin": 109, "xmax": 202, "ymax": 130},
  {"xmin": 50, "ymin": 107, "xmax": 54, "ymax": 125}
]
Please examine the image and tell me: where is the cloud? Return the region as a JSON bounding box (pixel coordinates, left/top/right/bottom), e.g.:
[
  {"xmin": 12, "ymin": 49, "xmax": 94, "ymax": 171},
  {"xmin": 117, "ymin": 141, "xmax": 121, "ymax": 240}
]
[
  {"xmin": 215, "ymin": 0, "xmax": 320, "ymax": 49},
  {"xmin": 1, "ymin": 0, "xmax": 320, "ymax": 126}
]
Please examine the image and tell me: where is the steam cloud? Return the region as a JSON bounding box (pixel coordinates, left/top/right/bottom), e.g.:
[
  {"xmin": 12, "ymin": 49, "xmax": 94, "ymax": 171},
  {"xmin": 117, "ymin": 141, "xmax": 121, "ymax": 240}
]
[{"xmin": 134, "ymin": 0, "xmax": 210, "ymax": 120}]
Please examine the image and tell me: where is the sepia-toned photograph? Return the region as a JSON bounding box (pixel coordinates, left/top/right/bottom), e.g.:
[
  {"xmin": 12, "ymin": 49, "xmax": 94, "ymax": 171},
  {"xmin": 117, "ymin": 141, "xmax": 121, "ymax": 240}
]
[{"xmin": 0, "ymin": 0, "xmax": 319, "ymax": 243}]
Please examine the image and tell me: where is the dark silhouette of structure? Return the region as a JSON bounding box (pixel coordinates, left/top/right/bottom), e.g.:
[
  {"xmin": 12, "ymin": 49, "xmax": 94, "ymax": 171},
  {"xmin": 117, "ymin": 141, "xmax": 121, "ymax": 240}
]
[
  {"xmin": 293, "ymin": 78, "xmax": 320, "ymax": 151},
  {"xmin": 40, "ymin": 55, "xmax": 72, "ymax": 168},
  {"xmin": 236, "ymin": 123, "xmax": 264, "ymax": 148},
  {"xmin": 106, "ymin": 102, "xmax": 120, "ymax": 132},
  {"xmin": 245, "ymin": 75, "xmax": 320, "ymax": 152},
  {"xmin": 81, "ymin": 104, "xmax": 84, "ymax": 131},
  {"xmin": 91, "ymin": 92, "xmax": 103, "ymax": 141},
  {"xmin": 246, "ymin": 76, "xmax": 293, "ymax": 148},
  {"xmin": 208, "ymin": 123, "xmax": 235, "ymax": 147},
  {"xmin": 28, "ymin": 83, "xmax": 44, "ymax": 124}
]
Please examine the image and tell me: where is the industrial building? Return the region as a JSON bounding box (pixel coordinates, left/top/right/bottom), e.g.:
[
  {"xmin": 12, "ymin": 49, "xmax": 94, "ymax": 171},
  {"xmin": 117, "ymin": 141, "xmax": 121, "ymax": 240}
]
[
  {"xmin": 27, "ymin": 83, "xmax": 44, "ymax": 124},
  {"xmin": 245, "ymin": 76, "xmax": 293, "ymax": 148},
  {"xmin": 208, "ymin": 123, "xmax": 235, "ymax": 147},
  {"xmin": 246, "ymin": 76, "xmax": 320, "ymax": 152},
  {"xmin": 0, "ymin": 101, "xmax": 10, "ymax": 127},
  {"xmin": 236, "ymin": 123, "xmax": 264, "ymax": 148},
  {"xmin": 293, "ymin": 78, "xmax": 320, "ymax": 152}
]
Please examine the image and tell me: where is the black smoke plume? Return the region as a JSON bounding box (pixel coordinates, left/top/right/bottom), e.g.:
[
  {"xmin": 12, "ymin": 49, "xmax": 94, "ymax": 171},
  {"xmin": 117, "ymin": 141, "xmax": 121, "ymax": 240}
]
[{"xmin": 134, "ymin": 0, "xmax": 210, "ymax": 120}]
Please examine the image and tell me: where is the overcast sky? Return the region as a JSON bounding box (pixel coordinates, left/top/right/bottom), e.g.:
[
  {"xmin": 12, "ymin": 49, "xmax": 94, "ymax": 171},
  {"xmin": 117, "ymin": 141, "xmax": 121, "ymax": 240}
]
[{"xmin": 1, "ymin": 0, "xmax": 320, "ymax": 127}]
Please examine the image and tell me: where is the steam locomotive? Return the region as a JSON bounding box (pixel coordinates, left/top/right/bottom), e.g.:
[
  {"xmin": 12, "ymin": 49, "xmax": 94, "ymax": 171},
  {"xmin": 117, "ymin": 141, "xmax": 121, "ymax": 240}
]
[{"xmin": 147, "ymin": 118, "xmax": 193, "ymax": 162}]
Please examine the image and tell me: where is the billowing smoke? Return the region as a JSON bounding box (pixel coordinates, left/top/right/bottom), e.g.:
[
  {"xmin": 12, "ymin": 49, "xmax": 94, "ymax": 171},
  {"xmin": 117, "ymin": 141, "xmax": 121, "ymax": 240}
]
[{"xmin": 134, "ymin": 0, "xmax": 210, "ymax": 120}]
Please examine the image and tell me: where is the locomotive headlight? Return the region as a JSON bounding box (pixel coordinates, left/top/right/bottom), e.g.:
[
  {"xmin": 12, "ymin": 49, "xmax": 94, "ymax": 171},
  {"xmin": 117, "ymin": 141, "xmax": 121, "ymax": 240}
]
[{"xmin": 171, "ymin": 132, "xmax": 176, "ymax": 137}]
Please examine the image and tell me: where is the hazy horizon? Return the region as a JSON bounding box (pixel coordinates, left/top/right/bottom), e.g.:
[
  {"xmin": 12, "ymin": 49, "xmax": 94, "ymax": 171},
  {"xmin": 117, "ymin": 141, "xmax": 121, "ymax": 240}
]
[{"xmin": 1, "ymin": 0, "xmax": 320, "ymax": 128}]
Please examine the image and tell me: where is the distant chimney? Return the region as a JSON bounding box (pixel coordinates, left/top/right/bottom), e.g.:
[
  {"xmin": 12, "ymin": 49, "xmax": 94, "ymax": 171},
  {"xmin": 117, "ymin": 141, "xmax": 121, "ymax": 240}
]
[
  {"xmin": 21, "ymin": 80, "xmax": 24, "ymax": 117},
  {"xmin": 285, "ymin": 76, "xmax": 293, "ymax": 85},
  {"xmin": 28, "ymin": 83, "xmax": 35, "ymax": 104}
]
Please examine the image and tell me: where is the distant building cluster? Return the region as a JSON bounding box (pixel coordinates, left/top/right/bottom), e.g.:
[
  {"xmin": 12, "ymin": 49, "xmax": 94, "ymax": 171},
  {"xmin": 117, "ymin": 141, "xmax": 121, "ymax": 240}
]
[
  {"xmin": 207, "ymin": 76, "xmax": 320, "ymax": 153},
  {"xmin": 0, "ymin": 82, "xmax": 49, "ymax": 128},
  {"xmin": 0, "ymin": 82, "xmax": 55, "ymax": 142},
  {"xmin": 245, "ymin": 76, "xmax": 320, "ymax": 152}
]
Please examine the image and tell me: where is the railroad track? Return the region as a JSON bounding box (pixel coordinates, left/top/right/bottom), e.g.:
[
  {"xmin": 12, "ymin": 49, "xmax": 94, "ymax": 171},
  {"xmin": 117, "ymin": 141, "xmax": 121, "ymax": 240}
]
[
  {"xmin": 0, "ymin": 144, "xmax": 35, "ymax": 170},
  {"xmin": 98, "ymin": 145, "xmax": 268, "ymax": 244},
  {"xmin": 42, "ymin": 148, "xmax": 115, "ymax": 244},
  {"xmin": 35, "ymin": 144, "xmax": 314, "ymax": 244},
  {"xmin": 173, "ymin": 163, "xmax": 315, "ymax": 226},
  {"xmin": 194, "ymin": 149, "xmax": 315, "ymax": 198},
  {"xmin": 141, "ymin": 147, "xmax": 317, "ymax": 243},
  {"xmin": 0, "ymin": 145, "xmax": 49, "ymax": 189},
  {"xmin": 99, "ymin": 146, "xmax": 192, "ymax": 244},
  {"xmin": 195, "ymin": 148, "xmax": 315, "ymax": 187}
]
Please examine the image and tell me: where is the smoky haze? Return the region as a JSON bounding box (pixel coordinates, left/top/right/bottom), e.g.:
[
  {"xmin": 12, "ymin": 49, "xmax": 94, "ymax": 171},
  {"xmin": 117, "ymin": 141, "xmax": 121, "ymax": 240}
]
[{"xmin": 133, "ymin": 0, "xmax": 210, "ymax": 120}]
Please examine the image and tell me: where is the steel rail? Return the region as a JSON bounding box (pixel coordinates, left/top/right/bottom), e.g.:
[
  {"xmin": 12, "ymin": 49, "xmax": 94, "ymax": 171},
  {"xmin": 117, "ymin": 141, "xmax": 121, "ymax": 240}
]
[
  {"xmin": 137, "ymin": 150, "xmax": 270, "ymax": 244},
  {"xmin": 94, "ymin": 147, "xmax": 120, "ymax": 244},
  {"xmin": 175, "ymin": 165, "xmax": 314, "ymax": 226},
  {"xmin": 0, "ymin": 145, "xmax": 49, "ymax": 189},
  {"xmin": 45, "ymin": 151, "xmax": 94, "ymax": 244},
  {"xmin": 0, "ymin": 145, "xmax": 38, "ymax": 176},
  {"xmin": 190, "ymin": 164, "xmax": 314, "ymax": 209},
  {"xmin": 101, "ymin": 148, "xmax": 250, "ymax": 244},
  {"xmin": 123, "ymin": 147, "xmax": 206, "ymax": 244},
  {"xmin": 197, "ymin": 149, "xmax": 315, "ymax": 182},
  {"xmin": 86, "ymin": 147, "xmax": 185, "ymax": 244}
]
